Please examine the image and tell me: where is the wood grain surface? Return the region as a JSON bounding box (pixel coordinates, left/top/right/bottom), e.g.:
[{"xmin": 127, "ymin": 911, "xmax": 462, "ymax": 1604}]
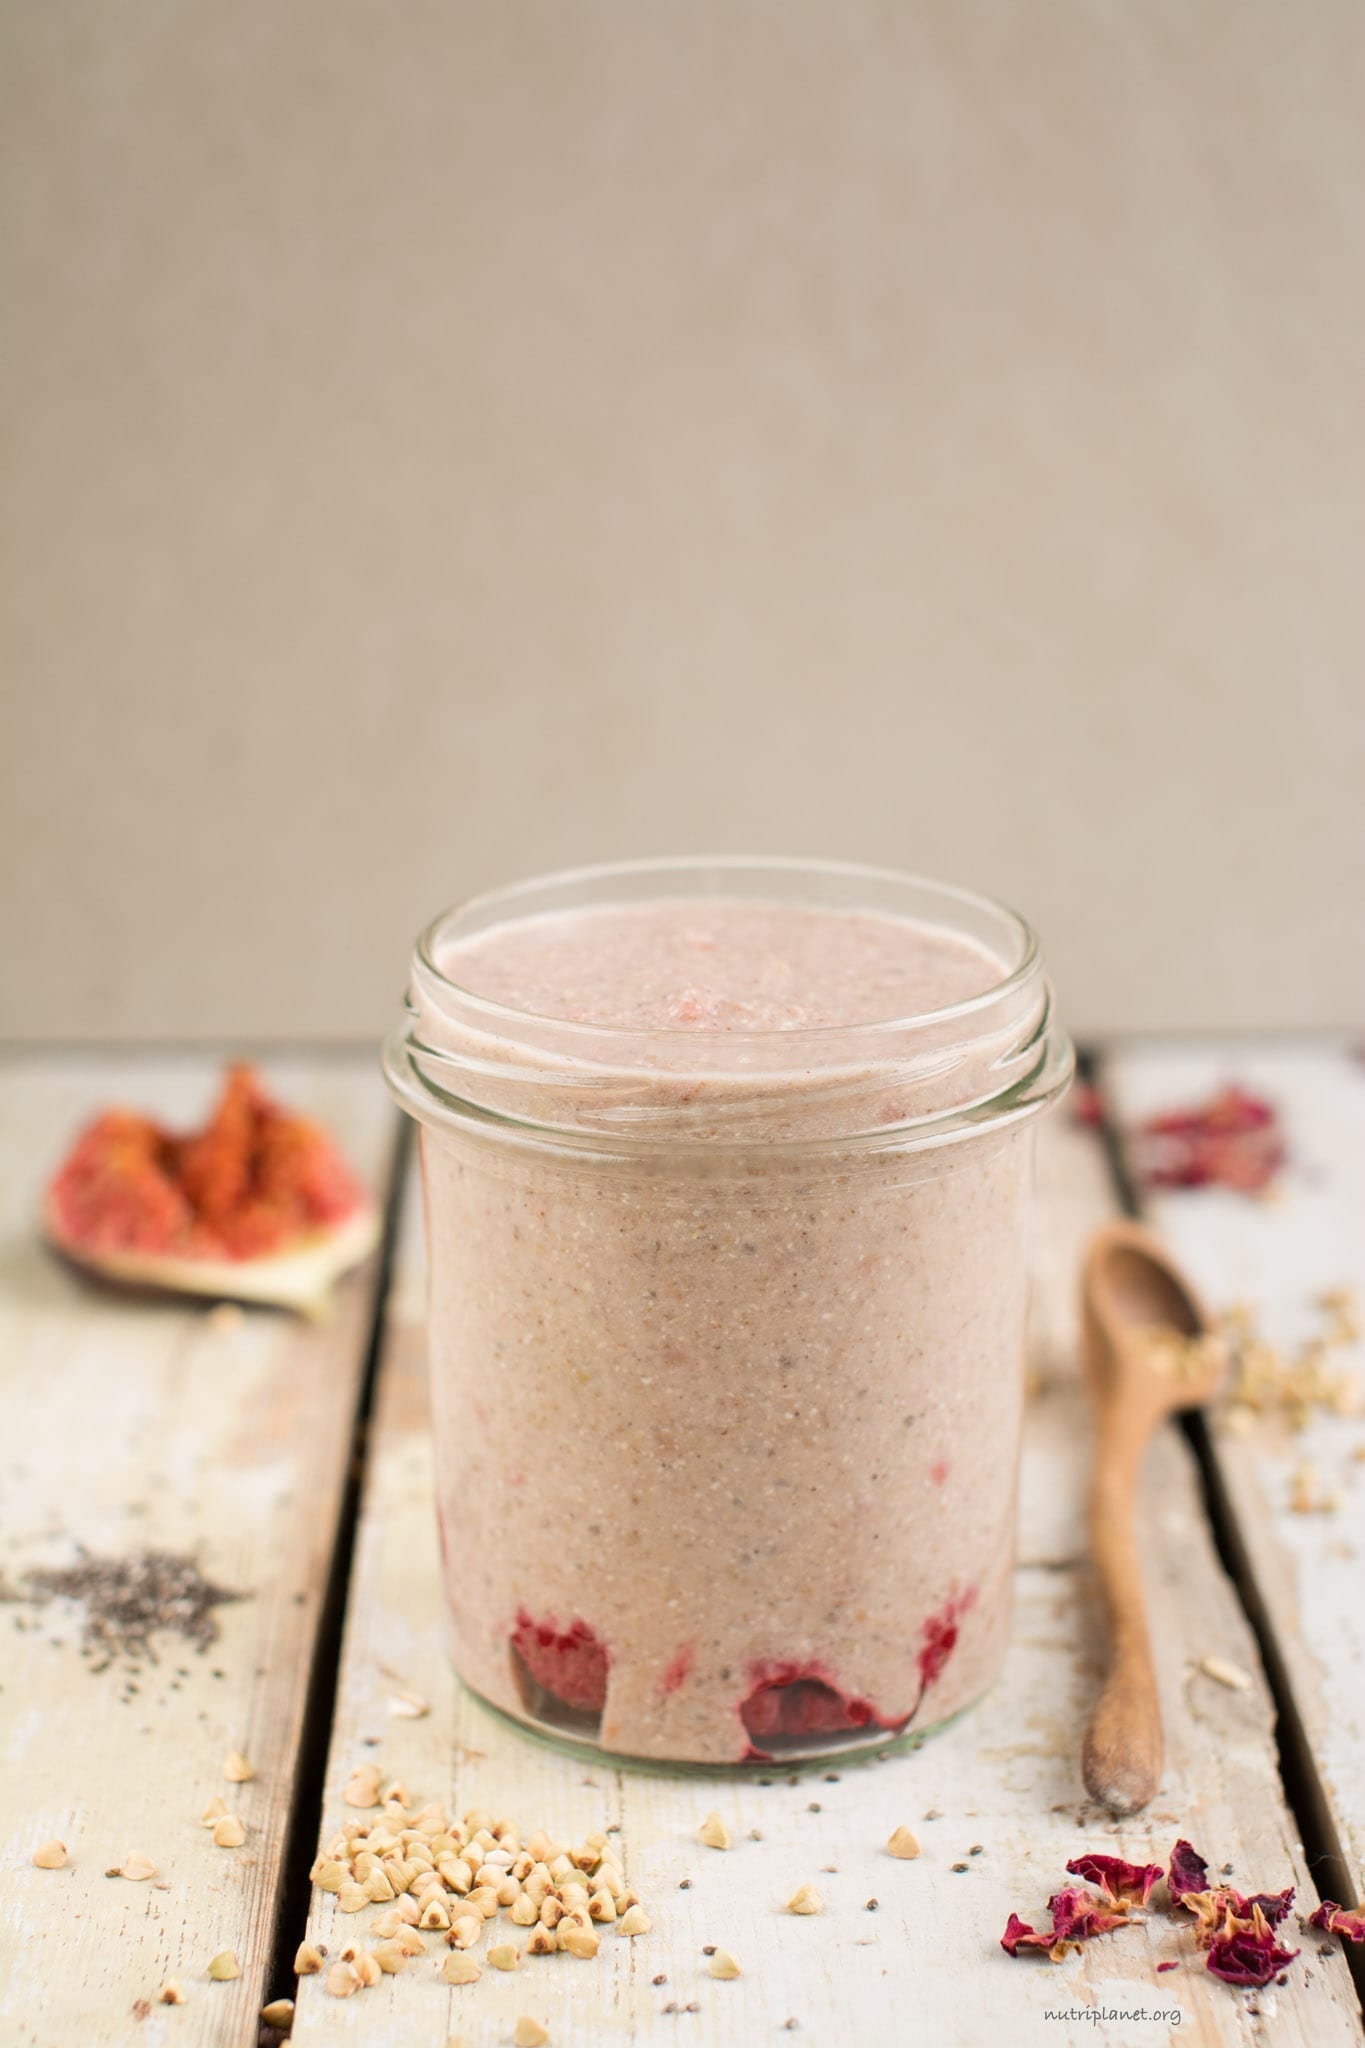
[{"xmin": 0, "ymin": 1056, "xmax": 395, "ymax": 2048}]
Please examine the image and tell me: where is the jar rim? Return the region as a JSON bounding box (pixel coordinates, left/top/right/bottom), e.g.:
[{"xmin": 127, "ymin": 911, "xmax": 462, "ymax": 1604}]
[
  {"xmin": 387, "ymin": 857, "xmax": 1073, "ymax": 1156},
  {"xmin": 412, "ymin": 854, "xmax": 1040, "ymax": 1047}
]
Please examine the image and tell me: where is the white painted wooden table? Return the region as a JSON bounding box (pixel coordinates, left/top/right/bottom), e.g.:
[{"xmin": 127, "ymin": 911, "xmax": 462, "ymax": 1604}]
[{"xmin": 1, "ymin": 1050, "xmax": 1362, "ymax": 2048}]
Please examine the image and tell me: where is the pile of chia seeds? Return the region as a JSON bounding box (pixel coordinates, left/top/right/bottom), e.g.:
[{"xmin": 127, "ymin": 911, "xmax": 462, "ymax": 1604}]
[{"xmin": 20, "ymin": 1547, "xmax": 246, "ymax": 1672}]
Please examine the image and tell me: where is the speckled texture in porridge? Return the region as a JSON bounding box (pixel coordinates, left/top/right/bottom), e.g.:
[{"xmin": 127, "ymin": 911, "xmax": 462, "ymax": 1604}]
[{"xmin": 402, "ymin": 893, "xmax": 1054, "ymax": 1764}]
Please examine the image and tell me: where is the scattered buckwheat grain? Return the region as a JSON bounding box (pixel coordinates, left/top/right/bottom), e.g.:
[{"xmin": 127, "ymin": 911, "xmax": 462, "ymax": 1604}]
[{"xmin": 1198, "ymin": 1653, "xmax": 1253, "ymax": 1691}]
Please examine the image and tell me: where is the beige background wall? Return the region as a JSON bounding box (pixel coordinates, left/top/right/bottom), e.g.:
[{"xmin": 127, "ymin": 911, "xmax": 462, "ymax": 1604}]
[{"xmin": 2, "ymin": 1, "xmax": 1363, "ymax": 1042}]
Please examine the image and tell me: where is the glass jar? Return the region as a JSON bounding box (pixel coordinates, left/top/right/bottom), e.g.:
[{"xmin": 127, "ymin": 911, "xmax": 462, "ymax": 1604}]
[{"xmin": 384, "ymin": 858, "xmax": 1072, "ymax": 1766}]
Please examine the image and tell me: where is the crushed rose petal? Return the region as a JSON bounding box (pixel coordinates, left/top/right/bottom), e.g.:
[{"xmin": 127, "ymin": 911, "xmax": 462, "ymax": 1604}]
[
  {"xmin": 1000, "ymin": 1914, "xmax": 1057, "ymax": 1959},
  {"xmin": 1205, "ymin": 1904, "xmax": 1299, "ymax": 1987},
  {"xmin": 1000, "ymin": 1888, "xmax": 1128, "ymax": 1961},
  {"xmin": 1004, "ymin": 1838, "xmax": 1302, "ymax": 1989},
  {"xmin": 1235, "ymin": 1887, "xmax": 1295, "ymax": 1927},
  {"xmin": 1167, "ymin": 1839, "xmax": 1210, "ymax": 1903},
  {"xmin": 1048, "ymin": 1888, "xmax": 1131, "ymax": 1942},
  {"xmin": 1065, "ymin": 1854, "xmax": 1163, "ymax": 1908},
  {"xmin": 1070, "ymin": 1081, "xmax": 1106, "ymax": 1130},
  {"xmin": 1133, "ymin": 1084, "xmax": 1285, "ymax": 1196},
  {"xmin": 1309, "ymin": 1900, "xmax": 1365, "ymax": 1943},
  {"xmin": 1182, "ymin": 1886, "xmax": 1297, "ymax": 1948}
]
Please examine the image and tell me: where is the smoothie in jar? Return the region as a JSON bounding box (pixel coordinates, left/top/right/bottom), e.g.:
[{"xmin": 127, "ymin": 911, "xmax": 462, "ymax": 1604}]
[{"xmin": 385, "ymin": 860, "xmax": 1072, "ymax": 1765}]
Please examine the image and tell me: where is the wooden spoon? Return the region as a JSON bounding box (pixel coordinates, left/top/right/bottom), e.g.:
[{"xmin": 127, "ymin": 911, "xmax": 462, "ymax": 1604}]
[{"xmin": 1079, "ymin": 1218, "xmax": 1224, "ymax": 1814}]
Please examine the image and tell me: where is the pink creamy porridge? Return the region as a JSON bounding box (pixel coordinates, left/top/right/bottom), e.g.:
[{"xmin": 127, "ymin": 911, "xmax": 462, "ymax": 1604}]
[{"xmin": 390, "ymin": 878, "xmax": 1066, "ymax": 1764}]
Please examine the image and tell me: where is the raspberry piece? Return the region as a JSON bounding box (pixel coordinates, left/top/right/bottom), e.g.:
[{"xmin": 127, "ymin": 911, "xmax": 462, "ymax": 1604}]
[
  {"xmin": 739, "ymin": 1663, "xmax": 880, "ymax": 1744},
  {"xmin": 660, "ymin": 1644, "xmax": 694, "ymax": 1696},
  {"xmin": 510, "ymin": 1612, "xmax": 609, "ymax": 1714},
  {"xmin": 917, "ymin": 1587, "xmax": 977, "ymax": 1691}
]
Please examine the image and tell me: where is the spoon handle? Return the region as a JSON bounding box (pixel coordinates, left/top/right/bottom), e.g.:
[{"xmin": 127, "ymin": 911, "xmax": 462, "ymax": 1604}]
[{"xmin": 1082, "ymin": 1407, "xmax": 1163, "ymax": 1814}]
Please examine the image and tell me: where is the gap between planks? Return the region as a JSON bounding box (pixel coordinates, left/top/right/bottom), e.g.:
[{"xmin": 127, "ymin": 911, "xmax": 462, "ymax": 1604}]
[{"xmin": 263, "ymin": 1114, "xmax": 413, "ymax": 2008}]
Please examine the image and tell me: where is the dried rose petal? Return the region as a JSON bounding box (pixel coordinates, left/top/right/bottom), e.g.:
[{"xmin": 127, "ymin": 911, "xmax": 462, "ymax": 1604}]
[
  {"xmin": 1001, "ymin": 1913, "xmax": 1051, "ymax": 1957},
  {"xmin": 1181, "ymin": 1880, "xmax": 1294, "ymax": 1947},
  {"xmin": 1238, "ymin": 1886, "xmax": 1294, "ymax": 1927},
  {"xmin": 1180, "ymin": 1890, "xmax": 1231, "ymax": 1947},
  {"xmin": 1048, "ymin": 1887, "xmax": 1130, "ymax": 1942},
  {"xmin": 1156, "ymin": 1960, "xmax": 1179, "ymax": 1973},
  {"xmin": 1000, "ymin": 1887, "xmax": 1128, "ymax": 1960},
  {"xmin": 1168, "ymin": 1838, "xmax": 1210, "ymax": 1903},
  {"xmin": 1309, "ymin": 1900, "xmax": 1365, "ymax": 1943},
  {"xmin": 1066, "ymin": 1854, "xmax": 1163, "ymax": 1908},
  {"xmin": 1134, "ymin": 1085, "xmax": 1285, "ymax": 1196},
  {"xmin": 1070, "ymin": 1081, "xmax": 1106, "ymax": 1130},
  {"xmin": 1206, "ymin": 1915, "xmax": 1299, "ymax": 1987}
]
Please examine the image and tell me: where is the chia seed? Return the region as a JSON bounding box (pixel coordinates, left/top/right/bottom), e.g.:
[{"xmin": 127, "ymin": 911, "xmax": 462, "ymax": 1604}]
[{"xmin": 20, "ymin": 1548, "xmax": 246, "ymax": 1666}]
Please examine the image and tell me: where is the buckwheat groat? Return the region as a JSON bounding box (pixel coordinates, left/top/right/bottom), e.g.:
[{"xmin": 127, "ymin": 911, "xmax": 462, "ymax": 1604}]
[{"xmin": 387, "ymin": 862, "xmax": 1070, "ymax": 1764}]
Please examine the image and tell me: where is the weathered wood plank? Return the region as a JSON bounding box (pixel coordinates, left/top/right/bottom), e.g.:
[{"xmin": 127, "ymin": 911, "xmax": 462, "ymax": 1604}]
[
  {"xmin": 292, "ymin": 1113, "xmax": 1359, "ymax": 2046},
  {"xmin": 0, "ymin": 1055, "xmax": 395, "ymax": 2047},
  {"xmin": 1103, "ymin": 1039, "xmax": 1365, "ymax": 1911}
]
